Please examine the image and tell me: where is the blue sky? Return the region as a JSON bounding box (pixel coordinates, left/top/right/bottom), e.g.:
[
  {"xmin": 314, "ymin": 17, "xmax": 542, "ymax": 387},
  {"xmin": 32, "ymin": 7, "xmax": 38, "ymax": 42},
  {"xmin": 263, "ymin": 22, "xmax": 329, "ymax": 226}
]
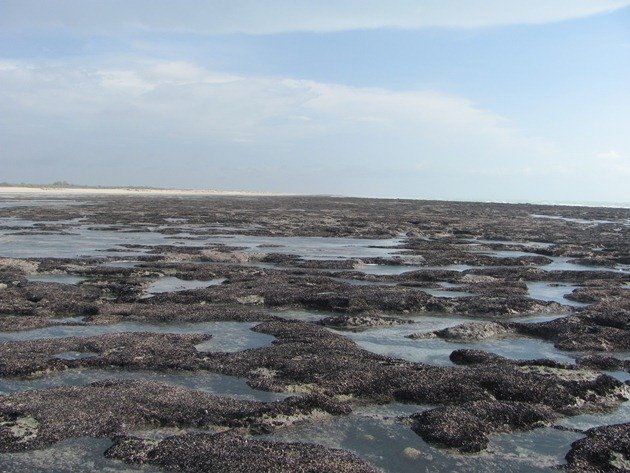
[{"xmin": 1, "ymin": 1, "xmax": 629, "ymax": 203}]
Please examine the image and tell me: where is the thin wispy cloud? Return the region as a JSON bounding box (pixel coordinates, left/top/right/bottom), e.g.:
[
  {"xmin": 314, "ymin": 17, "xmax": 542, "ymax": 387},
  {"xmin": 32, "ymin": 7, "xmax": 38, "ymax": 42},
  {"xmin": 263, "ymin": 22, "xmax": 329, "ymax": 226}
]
[{"xmin": 1, "ymin": 0, "xmax": 629, "ymax": 34}]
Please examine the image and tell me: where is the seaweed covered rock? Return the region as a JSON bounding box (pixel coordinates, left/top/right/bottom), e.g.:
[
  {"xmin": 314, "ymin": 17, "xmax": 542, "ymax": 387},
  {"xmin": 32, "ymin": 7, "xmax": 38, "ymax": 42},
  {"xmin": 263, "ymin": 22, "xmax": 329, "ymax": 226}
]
[
  {"xmin": 105, "ymin": 431, "xmax": 376, "ymax": 473},
  {"xmin": 0, "ymin": 379, "xmax": 347, "ymax": 452},
  {"xmin": 410, "ymin": 401, "xmax": 557, "ymax": 453},
  {"xmin": 564, "ymin": 423, "xmax": 630, "ymax": 472}
]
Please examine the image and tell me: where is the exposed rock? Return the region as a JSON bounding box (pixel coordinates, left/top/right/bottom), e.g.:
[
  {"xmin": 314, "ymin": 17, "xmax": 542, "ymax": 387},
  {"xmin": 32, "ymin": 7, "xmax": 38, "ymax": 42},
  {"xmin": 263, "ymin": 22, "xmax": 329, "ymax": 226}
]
[
  {"xmin": 0, "ymin": 379, "xmax": 348, "ymax": 452},
  {"xmin": 408, "ymin": 321, "xmax": 512, "ymax": 341},
  {"xmin": 105, "ymin": 431, "xmax": 376, "ymax": 473},
  {"xmin": 411, "ymin": 401, "xmax": 557, "ymax": 453},
  {"xmin": 0, "ymin": 332, "xmax": 211, "ymax": 377},
  {"xmin": 564, "ymin": 423, "xmax": 630, "ymax": 472},
  {"xmin": 319, "ymin": 314, "xmax": 413, "ymax": 329},
  {"xmin": 577, "ymin": 355, "xmax": 630, "ymax": 373}
]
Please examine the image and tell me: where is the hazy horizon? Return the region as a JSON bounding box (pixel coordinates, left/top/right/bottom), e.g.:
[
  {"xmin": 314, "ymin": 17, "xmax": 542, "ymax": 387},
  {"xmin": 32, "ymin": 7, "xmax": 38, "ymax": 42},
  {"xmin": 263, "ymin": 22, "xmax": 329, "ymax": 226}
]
[{"xmin": 1, "ymin": 1, "xmax": 629, "ymax": 203}]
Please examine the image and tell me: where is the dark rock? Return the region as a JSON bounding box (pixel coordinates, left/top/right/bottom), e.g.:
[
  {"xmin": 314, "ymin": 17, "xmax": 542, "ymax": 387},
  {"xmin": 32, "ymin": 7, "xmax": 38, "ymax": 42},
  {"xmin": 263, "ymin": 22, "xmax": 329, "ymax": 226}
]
[
  {"xmin": 105, "ymin": 431, "xmax": 376, "ymax": 472},
  {"xmin": 564, "ymin": 423, "xmax": 630, "ymax": 472},
  {"xmin": 411, "ymin": 401, "xmax": 557, "ymax": 453}
]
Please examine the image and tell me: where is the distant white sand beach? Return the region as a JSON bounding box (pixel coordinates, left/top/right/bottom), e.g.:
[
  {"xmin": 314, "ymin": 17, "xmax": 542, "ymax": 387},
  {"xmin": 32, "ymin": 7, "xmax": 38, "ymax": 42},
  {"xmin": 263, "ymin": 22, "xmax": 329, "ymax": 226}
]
[{"xmin": 0, "ymin": 186, "xmax": 291, "ymax": 197}]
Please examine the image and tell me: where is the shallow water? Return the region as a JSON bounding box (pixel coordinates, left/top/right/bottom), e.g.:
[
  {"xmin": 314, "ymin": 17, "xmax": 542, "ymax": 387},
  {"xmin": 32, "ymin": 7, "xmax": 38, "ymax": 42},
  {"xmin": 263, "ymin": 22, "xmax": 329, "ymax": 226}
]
[
  {"xmin": 0, "ymin": 437, "xmax": 160, "ymax": 473},
  {"xmin": 268, "ymin": 308, "xmax": 332, "ymax": 322},
  {"xmin": 542, "ymin": 256, "xmax": 629, "ymax": 273},
  {"xmin": 526, "ymin": 282, "xmax": 590, "ymax": 307},
  {"xmin": 531, "ymin": 214, "xmax": 630, "ymax": 226},
  {"xmin": 201, "ymin": 234, "xmax": 406, "ymax": 260},
  {"xmin": 355, "ymin": 264, "xmax": 426, "ymax": 275},
  {"xmin": 333, "ymin": 316, "xmax": 575, "ymax": 366},
  {"xmin": 0, "ymin": 368, "xmax": 288, "ymax": 402},
  {"xmin": 0, "ymin": 224, "xmax": 170, "ymax": 258},
  {"xmin": 417, "ymin": 288, "xmax": 475, "ymax": 298},
  {"xmin": 479, "ymin": 249, "xmax": 541, "ymax": 258},
  {"xmin": 558, "ymin": 400, "xmax": 630, "ymax": 431},
  {"xmin": 0, "ymin": 321, "xmax": 275, "ymax": 353},
  {"xmin": 142, "ymin": 276, "xmax": 225, "ymax": 297},
  {"xmin": 0, "ymin": 216, "xmax": 407, "ymax": 262},
  {"xmin": 0, "ymin": 198, "xmax": 85, "ymax": 209},
  {"xmin": 418, "ymin": 264, "xmax": 475, "ymax": 272},
  {"xmin": 100, "ymin": 260, "xmax": 141, "ymax": 268},
  {"xmin": 265, "ymin": 403, "xmax": 576, "ymax": 472},
  {"xmin": 26, "ymin": 274, "xmax": 88, "ymax": 285},
  {"xmin": 467, "ymin": 238, "xmax": 555, "ymax": 249}
]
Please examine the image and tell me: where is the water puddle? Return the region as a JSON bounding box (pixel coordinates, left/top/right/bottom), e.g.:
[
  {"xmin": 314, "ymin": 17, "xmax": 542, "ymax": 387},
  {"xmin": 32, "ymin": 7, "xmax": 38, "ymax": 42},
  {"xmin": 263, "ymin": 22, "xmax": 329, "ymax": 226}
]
[
  {"xmin": 556, "ymin": 401, "xmax": 630, "ymax": 431},
  {"xmin": 526, "ymin": 282, "xmax": 590, "ymax": 307},
  {"xmin": 142, "ymin": 276, "xmax": 225, "ymax": 297},
  {"xmin": 265, "ymin": 404, "xmax": 570, "ymax": 472},
  {"xmin": 52, "ymin": 351, "xmax": 99, "ymax": 361},
  {"xmin": 417, "ymin": 288, "xmax": 475, "ymax": 299},
  {"xmin": 200, "ymin": 235, "xmax": 405, "ymax": 260},
  {"xmin": 355, "ymin": 264, "xmax": 425, "ymax": 275},
  {"xmin": 26, "ymin": 274, "xmax": 88, "ymax": 285},
  {"xmin": 0, "ymin": 437, "xmax": 160, "ymax": 473},
  {"xmin": 0, "ymin": 321, "xmax": 275, "ymax": 353},
  {"xmin": 268, "ymin": 309, "xmax": 331, "ymax": 322},
  {"xmin": 531, "ymin": 214, "xmax": 629, "ymax": 226},
  {"xmin": 541, "ymin": 257, "xmax": 629, "ymax": 273},
  {"xmin": 467, "ymin": 238, "xmax": 555, "ymax": 249},
  {"xmin": 0, "ymin": 368, "xmax": 289, "ymax": 402},
  {"xmin": 0, "ymin": 217, "xmax": 408, "ymax": 262},
  {"xmin": 334, "ymin": 317, "xmax": 575, "ymax": 366},
  {"xmin": 100, "ymin": 260, "xmax": 141, "ymax": 268}
]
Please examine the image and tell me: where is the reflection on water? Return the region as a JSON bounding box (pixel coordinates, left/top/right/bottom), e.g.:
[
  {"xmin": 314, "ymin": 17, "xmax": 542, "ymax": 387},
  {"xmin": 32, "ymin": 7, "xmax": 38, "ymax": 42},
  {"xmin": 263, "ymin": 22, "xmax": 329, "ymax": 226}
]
[
  {"xmin": 0, "ymin": 217, "xmax": 406, "ymax": 261},
  {"xmin": 467, "ymin": 238, "xmax": 555, "ymax": 249},
  {"xmin": 142, "ymin": 276, "xmax": 225, "ymax": 297},
  {"xmin": 199, "ymin": 234, "xmax": 405, "ymax": 260},
  {"xmin": 0, "ymin": 368, "xmax": 288, "ymax": 402},
  {"xmin": 333, "ymin": 317, "xmax": 575, "ymax": 366},
  {"xmin": 531, "ymin": 214, "xmax": 630, "ymax": 226},
  {"xmin": 417, "ymin": 288, "xmax": 475, "ymax": 299},
  {"xmin": 356, "ymin": 264, "xmax": 425, "ymax": 275},
  {"xmin": 541, "ymin": 257, "xmax": 629, "ymax": 274},
  {"xmin": 0, "ymin": 321, "xmax": 274, "ymax": 353},
  {"xmin": 526, "ymin": 282, "xmax": 590, "ymax": 308},
  {"xmin": 269, "ymin": 308, "xmax": 331, "ymax": 322},
  {"xmin": 100, "ymin": 260, "xmax": 141, "ymax": 268},
  {"xmin": 0, "ymin": 437, "xmax": 160, "ymax": 473},
  {"xmin": 265, "ymin": 404, "xmax": 574, "ymax": 472},
  {"xmin": 26, "ymin": 274, "xmax": 87, "ymax": 285}
]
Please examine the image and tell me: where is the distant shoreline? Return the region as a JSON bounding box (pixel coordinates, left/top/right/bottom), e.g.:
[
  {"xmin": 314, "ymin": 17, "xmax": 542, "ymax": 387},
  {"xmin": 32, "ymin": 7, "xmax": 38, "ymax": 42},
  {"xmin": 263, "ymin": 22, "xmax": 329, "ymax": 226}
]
[
  {"xmin": 0, "ymin": 186, "xmax": 627, "ymax": 209},
  {"xmin": 0, "ymin": 186, "xmax": 291, "ymax": 197}
]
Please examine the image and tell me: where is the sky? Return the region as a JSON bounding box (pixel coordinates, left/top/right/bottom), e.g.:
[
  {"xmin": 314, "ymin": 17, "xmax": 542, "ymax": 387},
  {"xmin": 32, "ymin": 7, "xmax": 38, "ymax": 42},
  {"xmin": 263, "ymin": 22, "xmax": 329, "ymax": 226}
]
[{"xmin": 1, "ymin": 1, "xmax": 629, "ymax": 203}]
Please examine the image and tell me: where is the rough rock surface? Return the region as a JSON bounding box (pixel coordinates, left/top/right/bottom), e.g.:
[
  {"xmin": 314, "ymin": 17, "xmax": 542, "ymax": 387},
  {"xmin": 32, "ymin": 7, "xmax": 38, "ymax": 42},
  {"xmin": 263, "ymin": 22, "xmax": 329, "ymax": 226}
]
[
  {"xmin": 105, "ymin": 431, "xmax": 376, "ymax": 473},
  {"xmin": 564, "ymin": 423, "xmax": 630, "ymax": 472},
  {"xmin": 411, "ymin": 401, "xmax": 557, "ymax": 453},
  {"xmin": 408, "ymin": 321, "xmax": 512, "ymax": 341},
  {"xmin": 0, "ymin": 332, "xmax": 211, "ymax": 377},
  {"xmin": 0, "ymin": 379, "xmax": 348, "ymax": 452}
]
